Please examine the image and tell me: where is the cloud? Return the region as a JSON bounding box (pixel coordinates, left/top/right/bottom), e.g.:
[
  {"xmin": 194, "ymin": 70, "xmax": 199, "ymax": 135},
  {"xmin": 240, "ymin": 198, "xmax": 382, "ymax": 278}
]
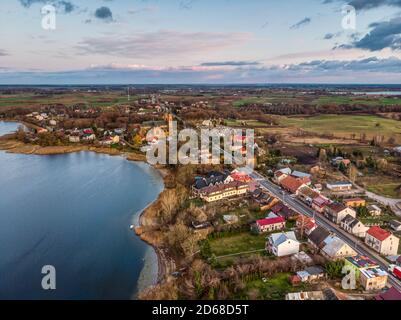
[
  {"xmin": 127, "ymin": 6, "xmax": 158, "ymax": 15},
  {"xmin": 3, "ymin": 57, "xmax": 401, "ymax": 84},
  {"xmin": 0, "ymin": 49, "xmax": 8, "ymax": 57},
  {"xmin": 200, "ymin": 61, "xmax": 261, "ymax": 67},
  {"xmin": 290, "ymin": 17, "xmax": 311, "ymax": 29},
  {"xmin": 323, "ymin": 32, "xmax": 342, "ymax": 40},
  {"xmin": 281, "ymin": 56, "xmax": 401, "ymax": 73},
  {"xmin": 19, "ymin": 0, "xmax": 76, "ymax": 13},
  {"xmin": 341, "ymin": 17, "xmax": 401, "ymax": 51},
  {"xmin": 94, "ymin": 6, "xmax": 113, "ymax": 21},
  {"xmin": 75, "ymin": 31, "xmax": 252, "ymax": 59},
  {"xmin": 323, "ymin": 0, "xmax": 401, "ymax": 10}
]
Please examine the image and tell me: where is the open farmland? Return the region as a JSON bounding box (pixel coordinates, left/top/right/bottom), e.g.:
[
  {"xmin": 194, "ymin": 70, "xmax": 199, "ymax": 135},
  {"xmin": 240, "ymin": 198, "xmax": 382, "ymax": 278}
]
[
  {"xmin": 279, "ymin": 115, "xmax": 401, "ymax": 143},
  {"xmin": 0, "ymin": 92, "xmax": 133, "ymax": 110}
]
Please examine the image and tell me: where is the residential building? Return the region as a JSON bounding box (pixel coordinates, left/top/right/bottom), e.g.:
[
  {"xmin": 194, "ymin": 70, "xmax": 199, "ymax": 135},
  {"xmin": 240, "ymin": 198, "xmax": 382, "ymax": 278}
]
[
  {"xmin": 367, "ymin": 204, "xmax": 382, "ymax": 216},
  {"xmin": 252, "ymin": 189, "xmax": 278, "ymax": 211},
  {"xmin": 280, "ymin": 175, "xmax": 306, "ymax": 194},
  {"xmin": 324, "ymin": 202, "xmax": 356, "ymax": 224},
  {"xmin": 360, "ymin": 268, "xmax": 388, "ymax": 291},
  {"xmin": 345, "ymin": 255, "xmax": 388, "ymax": 291},
  {"xmin": 69, "ymin": 134, "xmax": 80, "ymax": 143},
  {"xmin": 296, "ymin": 266, "xmax": 326, "ymax": 283},
  {"xmin": 291, "ymin": 171, "xmax": 311, "ymax": 180},
  {"xmin": 199, "ymin": 181, "xmax": 249, "ymax": 203},
  {"xmin": 326, "ymin": 181, "xmax": 353, "ymax": 192},
  {"xmin": 375, "ymin": 287, "xmax": 401, "ymax": 300},
  {"xmin": 296, "ymin": 216, "xmax": 317, "ymax": 235},
  {"xmin": 341, "ymin": 214, "xmax": 369, "ymax": 238},
  {"xmin": 274, "ymin": 167, "xmax": 291, "ymax": 182},
  {"xmin": 365, "ymin": 226, "xmax": 400, "ymax": 256},
  {"xmin": 266, "ymin": 231, "xmax": 300, "ymax": 257},
  {"xmin": 312, "ymin": 195, "xmax": 330, "ymax": 213},
  {"xmin": 344, "ymin": 198, "xmax": 366, "ymax": 208},
  {"xmin": 286, "ymin": 288, "xmax": 340, "ymax": 301},
  {"xmin": 308, "ymin": 226, "xmax": 331, "ymax": 250},
  {"xmin": 331, "ymin": 157, "xmax": 351, "ymax": 167},
  {"xmin": 345, "ymin": 255, "xmax": 380, "ymax": 279},
  {"xmin": 192, "ymin": 171, "xmax": 233, "ymax": 193},
  {"xmin": 255, "ymin": 216, "xmax": 286, "ymax": 234},
  {"xmin": 321, "ymin": 235, "xmax": 357, "ymax": 260},
  {"xmin": 297, "ymin": 186, "xmax": 320, "ymax": 204},
  {"xmin": 271, "ymin": 202, "xmax": 299, "ymax": 220}
]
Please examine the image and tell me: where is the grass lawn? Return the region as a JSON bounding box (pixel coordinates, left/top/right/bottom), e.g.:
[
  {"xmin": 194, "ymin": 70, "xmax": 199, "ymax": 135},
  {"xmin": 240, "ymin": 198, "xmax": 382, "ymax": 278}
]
[
  {"xmin": 360, "ymin": 214, "xmax": 396, "ymax": 225},
  {"xmin": 209, "ymin": 232, "xmax": 267, "ymax": 257},
  {"xmin": 241, "ymin": 272, "xmax": 309, "ymax": 300},
  {"xmin": 279, "ymin": 114, "xmax": 401, "ymax": 143},
  {"xmin": 366, "ymin": 183, "xmax": 401, "ymax": 199}
]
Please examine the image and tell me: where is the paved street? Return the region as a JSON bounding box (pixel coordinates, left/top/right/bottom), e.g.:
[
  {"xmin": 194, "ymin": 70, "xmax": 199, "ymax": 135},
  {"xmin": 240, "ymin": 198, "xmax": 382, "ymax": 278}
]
[{"xmin": 248, "ymin": 170, "xmax": 401, "ymax": 292}]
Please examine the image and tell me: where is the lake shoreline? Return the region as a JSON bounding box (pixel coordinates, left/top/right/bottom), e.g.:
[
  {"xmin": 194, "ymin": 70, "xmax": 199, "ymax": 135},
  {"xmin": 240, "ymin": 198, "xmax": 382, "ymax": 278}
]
[{"xmin": 0, "ymin": 136, "xmax": 168, "ymax": 299}]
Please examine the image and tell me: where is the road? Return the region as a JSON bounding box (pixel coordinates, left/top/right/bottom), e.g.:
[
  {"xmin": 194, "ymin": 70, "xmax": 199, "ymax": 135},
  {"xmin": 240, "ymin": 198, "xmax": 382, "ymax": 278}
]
[{"xmin": 248, "ymin": 169, "xmax": 401, "ymax": 292}]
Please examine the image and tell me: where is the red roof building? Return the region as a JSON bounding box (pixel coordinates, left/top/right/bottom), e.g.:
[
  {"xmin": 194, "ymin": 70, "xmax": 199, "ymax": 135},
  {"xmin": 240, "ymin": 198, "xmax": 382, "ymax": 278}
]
[
  {"xmin": 255, "ymin": 216, "xmax": 286, "ymax": 233},
  {"xmin": 375, "ymin": 287, "xmax": 401, "ymax": 300},
  {"xmin": 230, "ymin": 172, "xmax": 252, "ymax": 183},
  {"xmin": 367, "ymin": 226, "xmax": 391, "ymax": 242},
  {"xmin": 365, "ymin": 226, "xmax": 400, "ymax": 256},
  {"xmin": 296, "ymin": 216, "xmax": 317, "ymax": 235},
  {"xmin": 280, "ymin": 176, "xmax": 305, "ymax": 194}
]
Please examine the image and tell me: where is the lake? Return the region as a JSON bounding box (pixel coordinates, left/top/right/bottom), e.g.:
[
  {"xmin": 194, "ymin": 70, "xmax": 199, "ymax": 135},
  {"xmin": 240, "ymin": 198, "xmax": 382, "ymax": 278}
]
[
  {"xmin": 0, "ymin": 122, "xmax": 164, "ymax": 299},
  {"xmin": 0, "ymin": 121, "xmax": 23, "ymax": 136}
]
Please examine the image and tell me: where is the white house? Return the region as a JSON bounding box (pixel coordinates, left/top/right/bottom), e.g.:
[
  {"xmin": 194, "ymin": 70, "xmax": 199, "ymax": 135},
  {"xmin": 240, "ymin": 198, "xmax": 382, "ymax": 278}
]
[
  {"xmin": 266, "ymin": 231, "xmax": 300, "ymax": 257},
  {"xmin": 341, "ymin": 214, "xmax": 369, "ymax": 238},
  {"xmin": 365, "ymin": 226, "xmax": 400, "ymax": 256}
]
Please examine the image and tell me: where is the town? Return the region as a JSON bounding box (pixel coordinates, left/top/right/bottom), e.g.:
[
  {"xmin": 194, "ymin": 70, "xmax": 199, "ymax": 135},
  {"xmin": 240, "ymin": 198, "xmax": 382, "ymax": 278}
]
[{"xmin": 2, "ymin": 85, "xmax": 401, "ymax": 300}]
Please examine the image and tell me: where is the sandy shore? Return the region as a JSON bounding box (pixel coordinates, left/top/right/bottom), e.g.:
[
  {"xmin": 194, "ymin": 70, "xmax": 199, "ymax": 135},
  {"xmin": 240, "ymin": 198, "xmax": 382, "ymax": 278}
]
[{"xmin": 0, "ymin": 138, "xmax": 169, "ymax": 296}]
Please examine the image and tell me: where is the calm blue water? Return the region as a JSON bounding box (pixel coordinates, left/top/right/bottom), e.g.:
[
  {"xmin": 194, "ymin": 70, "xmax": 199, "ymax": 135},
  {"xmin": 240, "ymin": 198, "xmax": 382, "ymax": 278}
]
[
  {"xmin": 0, "ymin": 121, "xmax": 22, "ymax": 136},
  {"xmin": 0, "ymin": 123, "xmax": 163, "ymax": 299}
]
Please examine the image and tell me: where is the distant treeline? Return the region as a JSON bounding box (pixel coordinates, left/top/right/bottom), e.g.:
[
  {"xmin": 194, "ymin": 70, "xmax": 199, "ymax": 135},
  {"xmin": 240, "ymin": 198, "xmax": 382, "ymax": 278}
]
[{"xmin": 240, "ymin": 103, "xmax": 401, "ymax": 118}]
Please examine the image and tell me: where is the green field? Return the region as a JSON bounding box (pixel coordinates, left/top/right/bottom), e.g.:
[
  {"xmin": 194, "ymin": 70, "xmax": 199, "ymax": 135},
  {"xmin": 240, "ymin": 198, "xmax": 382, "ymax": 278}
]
[
  {"xmin": 209, "ymin": 232, "xmax": 266, "ymax": 257},
  {"xmin": 280, "ymin": 115, "xmax": 401, "ymax": 142},
  {"xmin": 313, "ymin": 96, "xmax": 401, "ymax": 106},
  {"xmin": 0, "ymin": 93, "xmax": 133, "ymax": 109},
  {"xmin": 366, "ymin": 183, "xmax": 401, "ymax": 199}
]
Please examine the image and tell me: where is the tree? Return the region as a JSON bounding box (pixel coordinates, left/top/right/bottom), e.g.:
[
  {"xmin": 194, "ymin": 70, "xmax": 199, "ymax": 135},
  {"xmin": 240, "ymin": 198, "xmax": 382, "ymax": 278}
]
[
  {"xmin": 132, "ymin": 134, "xmax": 142, "ymax": 146},
  {"xmin": 348, "ymin": 164, "xmax": 358, "ymax": 183},
  {"xmin": 377, "ymin": 158, "xmax": 388, "ymax": 172},
  {"xmin": 325, "ymin": 260, "xmax": 345, "ymax": 279},
  {"xmin": 160, "ymin": 189, "xmax": 178, "ymax": 223},
  {"xmin": 338, "ymin": 161, "xmax": 347, "ymax": 173},
  {"xmin": 318, "ymin": 148, "xmax": 327, "ymax": 162}
]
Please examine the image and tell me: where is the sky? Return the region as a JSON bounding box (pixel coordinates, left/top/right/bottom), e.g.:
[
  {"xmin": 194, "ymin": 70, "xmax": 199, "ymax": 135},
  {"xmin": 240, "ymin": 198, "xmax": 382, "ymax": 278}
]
[{"xmin": 1, "ymin": 0, "xmax": 401, "ymax": 84}]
